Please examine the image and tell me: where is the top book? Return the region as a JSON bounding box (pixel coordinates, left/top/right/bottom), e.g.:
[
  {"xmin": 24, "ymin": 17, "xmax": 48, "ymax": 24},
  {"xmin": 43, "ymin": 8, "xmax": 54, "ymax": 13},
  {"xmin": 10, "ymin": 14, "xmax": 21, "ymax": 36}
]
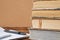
[{"xmin": 0, "ymin": 0, "xmax": 32, "ymax": 27}]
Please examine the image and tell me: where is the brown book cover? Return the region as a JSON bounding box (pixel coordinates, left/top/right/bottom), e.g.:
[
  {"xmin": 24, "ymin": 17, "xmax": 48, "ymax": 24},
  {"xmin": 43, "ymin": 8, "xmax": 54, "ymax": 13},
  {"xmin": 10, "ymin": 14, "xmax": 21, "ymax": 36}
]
[{"xmin": 0, "ymin": 0, "xmax": 32, "ymax": 27}]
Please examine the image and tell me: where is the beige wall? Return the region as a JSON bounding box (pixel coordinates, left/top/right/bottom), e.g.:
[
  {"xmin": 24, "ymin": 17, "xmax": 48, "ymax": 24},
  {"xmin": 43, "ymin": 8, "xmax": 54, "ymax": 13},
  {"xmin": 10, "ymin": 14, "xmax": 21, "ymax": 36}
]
[
  {"xmin": 32, "ymin": 1, "xmax": 60, "ymax": 30},
  {"xmin": 32, "ymin": 11, "xmax": 60, "ymax": 17},
  {"xmin": 32, "ymin": 1, "xmax": 60, "ymax": 17},
  {"xmin": 32, "ymin": 19, "xmax": 60, "ymax": 30},
  {"xmin": 42, "ymin": 20, "xmax": 60, "ymax": 30},
  {"xmin": 33, "ymin": 1, "xmax": 60, "ymax": 8}
]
